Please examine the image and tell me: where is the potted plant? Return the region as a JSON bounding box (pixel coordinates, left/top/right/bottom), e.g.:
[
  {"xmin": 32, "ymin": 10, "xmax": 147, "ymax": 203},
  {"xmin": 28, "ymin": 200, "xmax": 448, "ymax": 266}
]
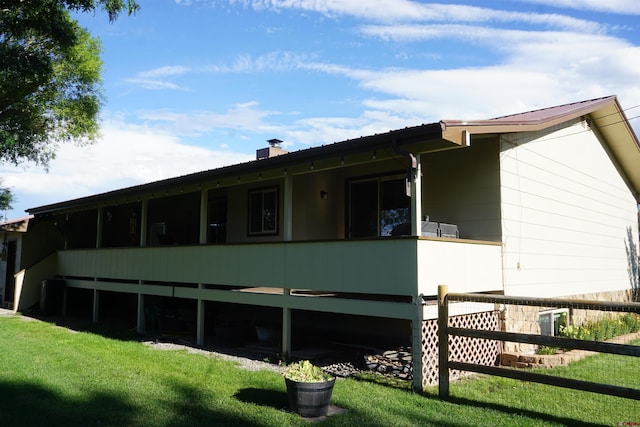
[{"xmin": 283, "ymin": 360, "xmax": 335, "ymax": 418}]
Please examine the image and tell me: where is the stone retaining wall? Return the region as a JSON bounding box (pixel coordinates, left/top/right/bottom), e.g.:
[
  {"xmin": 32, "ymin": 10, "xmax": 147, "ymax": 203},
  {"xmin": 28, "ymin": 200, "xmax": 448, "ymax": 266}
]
[
  {"xmin": 502, "ymin": 289, "xmax": 633, "ymax": 353},
  {"xmin": 500, "ymin": 331, "xmax": 640, "ymax": 368}
]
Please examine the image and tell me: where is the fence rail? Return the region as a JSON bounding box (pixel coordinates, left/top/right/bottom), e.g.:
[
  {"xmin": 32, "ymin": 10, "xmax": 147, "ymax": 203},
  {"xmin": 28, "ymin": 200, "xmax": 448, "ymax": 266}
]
[{"xmin": 437, "ymin": 285, "xmax": 640, "ymax": 400}]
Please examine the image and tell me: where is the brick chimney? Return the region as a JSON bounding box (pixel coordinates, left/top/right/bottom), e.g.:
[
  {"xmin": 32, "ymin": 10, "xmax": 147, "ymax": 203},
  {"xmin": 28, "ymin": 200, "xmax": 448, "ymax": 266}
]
[{"xmin": 256, "ymin": 138, "xmax": 288, "ymax": 160}]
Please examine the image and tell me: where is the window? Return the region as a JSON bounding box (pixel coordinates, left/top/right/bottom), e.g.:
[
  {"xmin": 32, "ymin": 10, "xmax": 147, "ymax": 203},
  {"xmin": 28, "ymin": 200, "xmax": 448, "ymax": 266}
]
[
  {"xmin": 348, "ymin": 175, "xmax": 410, "ymax": 238},
  {"xmin": 207, "ymin": 196, "xmax": 227, "ymax": 244},
  {"xmin": 538, "ymin": 309, "xmax": 568, "ymax": 336},
  {"xmin": 248, "ymin": 187, "xmax": 278, "ymax": 235}
]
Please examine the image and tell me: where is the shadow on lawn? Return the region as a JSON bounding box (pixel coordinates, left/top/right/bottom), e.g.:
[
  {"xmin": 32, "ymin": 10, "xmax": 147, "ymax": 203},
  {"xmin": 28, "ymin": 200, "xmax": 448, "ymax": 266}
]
[
  {"xmin": 439, "ymin": 394, "xmax": 609, "ymax": 427},
  {"xmin": 36, "ymin": 314, "xmax": 141, "ymax": 341},
  {"xmin": 0, "ymin": 380, "xmax": 137, "ymax": 426},
  {"xmin": 0, "ymin": 379, "xmax": 279, "ymax": 427},
  {"xmin": 234, "ymin": 387, "xmax": 289, "ymax": 411}
]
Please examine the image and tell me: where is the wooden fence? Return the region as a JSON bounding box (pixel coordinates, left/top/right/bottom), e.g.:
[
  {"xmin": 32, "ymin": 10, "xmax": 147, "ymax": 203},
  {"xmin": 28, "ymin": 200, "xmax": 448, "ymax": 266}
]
[{"xmin": 437, "ymin": 285, "xmax": 640, "ymax": 400}]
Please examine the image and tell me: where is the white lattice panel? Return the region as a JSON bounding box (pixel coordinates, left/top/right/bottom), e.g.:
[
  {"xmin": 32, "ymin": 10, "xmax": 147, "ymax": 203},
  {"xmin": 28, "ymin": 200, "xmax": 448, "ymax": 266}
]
[{"xmin": 421, "ymin": 311, "xmax": 501, "ymax": 386}]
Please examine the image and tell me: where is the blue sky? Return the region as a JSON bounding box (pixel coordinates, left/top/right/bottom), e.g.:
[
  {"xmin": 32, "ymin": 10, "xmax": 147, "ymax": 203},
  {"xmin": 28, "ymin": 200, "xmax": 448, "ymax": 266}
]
[{"xmin": 2, "ymin": 0, "xmax": 640, "ymax": 219}]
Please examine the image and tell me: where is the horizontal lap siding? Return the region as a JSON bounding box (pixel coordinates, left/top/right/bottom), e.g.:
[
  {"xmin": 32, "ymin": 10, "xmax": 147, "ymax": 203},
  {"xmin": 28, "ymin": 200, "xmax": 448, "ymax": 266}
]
[{"xmin": 500, "ymin": 119, "xmax": 639, "ymax": 297}]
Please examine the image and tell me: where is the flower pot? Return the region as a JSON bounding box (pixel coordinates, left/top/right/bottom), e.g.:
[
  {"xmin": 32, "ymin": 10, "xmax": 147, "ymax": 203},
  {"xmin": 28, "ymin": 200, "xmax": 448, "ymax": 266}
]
[{"xmin": 285, "ymin": 377, "xmax": 335, "ymax": 418}]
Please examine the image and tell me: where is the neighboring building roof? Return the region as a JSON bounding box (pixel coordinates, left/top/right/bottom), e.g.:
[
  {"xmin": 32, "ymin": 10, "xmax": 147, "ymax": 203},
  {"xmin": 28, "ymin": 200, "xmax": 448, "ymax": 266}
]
[
  {"xmin": 0, "ymin": 215, "xmax": 33, "ymax": 232},
  {"xmin": 27, "ymin": 95, "xmax": 640, "ymax": 215}
]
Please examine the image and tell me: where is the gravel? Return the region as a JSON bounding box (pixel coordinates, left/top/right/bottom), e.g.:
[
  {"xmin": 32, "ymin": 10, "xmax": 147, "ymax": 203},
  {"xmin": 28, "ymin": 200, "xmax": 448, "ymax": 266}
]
[{"xmin": 142, "ymin": 340, "xmax": 287, "ymax": 373}]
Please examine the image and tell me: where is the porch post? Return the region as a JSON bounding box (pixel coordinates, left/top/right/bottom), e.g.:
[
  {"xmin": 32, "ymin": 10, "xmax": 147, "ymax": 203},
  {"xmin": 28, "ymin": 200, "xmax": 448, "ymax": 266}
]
[
  {"xmin": 140, "ymin": 199, "xmax": 148, "ymax": 247},
  {"xmin": 96, "ymin": 207, "xmax": 103, "ymax": 248},
  {"xmin": 411, "ymin": 154, "xmax": 422, "ymax": 236},
  {"xmin": 283, "ymin": 175, "xmax": 293, "ymax": 241},
  {"xmin": 411, "ymin": 293, "xmax": 424, "ymax": 391},
  {"xmin": 92, "ymin": 289, "xmax": 100, "ymax": 323},
  {"xmin": 137, "ymin": 293, "xmax": 145, "ymax": 334},
  {"xmin": 199, "ymin": 189, "xmax": 207, "ymax": 244},
  {"xmin": 282, "ymin": 288, "xmax": 292, "ymax": 360},
  {"xmin": 196, "ymin": 284, "xmax": 205, "ymax": 346}
]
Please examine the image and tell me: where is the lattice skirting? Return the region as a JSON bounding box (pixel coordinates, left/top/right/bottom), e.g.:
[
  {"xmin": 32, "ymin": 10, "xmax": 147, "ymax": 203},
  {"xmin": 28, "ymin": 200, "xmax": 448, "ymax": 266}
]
[{"xmin": 421, "ymin": 310, "xmax": 502, "ymax": 386}]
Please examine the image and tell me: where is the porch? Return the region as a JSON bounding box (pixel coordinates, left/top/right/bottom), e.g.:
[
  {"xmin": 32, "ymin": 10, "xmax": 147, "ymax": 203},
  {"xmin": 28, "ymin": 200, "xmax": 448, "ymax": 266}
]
[{"xmin": 16, "ymin": 235, "xmax": 502, "ymax": 389}]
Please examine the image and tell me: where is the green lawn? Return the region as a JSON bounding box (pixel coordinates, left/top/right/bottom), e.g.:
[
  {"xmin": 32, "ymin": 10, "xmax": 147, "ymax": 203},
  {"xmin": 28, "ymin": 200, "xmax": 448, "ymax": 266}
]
[{"xmin": 0, "ymin": 314, "xmax": 638, "ymax": 426}]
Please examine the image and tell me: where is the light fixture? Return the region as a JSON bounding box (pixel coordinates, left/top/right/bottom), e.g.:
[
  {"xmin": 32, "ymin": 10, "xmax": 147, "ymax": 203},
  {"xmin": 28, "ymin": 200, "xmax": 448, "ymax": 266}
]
[{"xmin": 320, "ymin": 190, "xmax": 328, "ymax": 200}]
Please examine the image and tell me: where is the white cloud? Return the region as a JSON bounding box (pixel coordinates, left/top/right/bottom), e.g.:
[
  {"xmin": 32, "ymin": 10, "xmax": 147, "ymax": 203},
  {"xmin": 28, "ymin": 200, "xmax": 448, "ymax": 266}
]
[
  {"xmin": 126, "ymin": 65, "xmax": 192, "ymax": 90},
  {"xmin": 137, "ymin": 65, "xmax": 192, "ymax": 78},
  {"xmin": 228, "ymin": 0, "xmax": 604, "ymax": 31},
  {"xmin": 0, "ymin": 119, "xmax": 253, "ymax": 216},
  {"xmin": 136, "ymin": 101, "xmax": 284, "ymax": 136},
  {"xmin": 519, "ymin": 0, "xmax": 640, "ymax": 15}
]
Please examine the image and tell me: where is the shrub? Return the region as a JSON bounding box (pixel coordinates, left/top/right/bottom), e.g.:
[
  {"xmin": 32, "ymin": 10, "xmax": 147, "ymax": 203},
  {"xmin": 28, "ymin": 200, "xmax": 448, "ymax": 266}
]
[
  {"xmin": 282, "ymin": 360, "xmax": 333, "ymax": 382},
  {"xmin": 560, "ymin": 313, "xmax": 640, "ymax": 342}
]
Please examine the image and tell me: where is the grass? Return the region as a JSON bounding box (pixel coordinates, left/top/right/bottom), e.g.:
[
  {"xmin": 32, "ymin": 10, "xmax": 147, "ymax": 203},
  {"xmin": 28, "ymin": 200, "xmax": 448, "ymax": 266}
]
[{"xmin": 1, "ymin": 314, "xmax": 639, "ymax": 426}]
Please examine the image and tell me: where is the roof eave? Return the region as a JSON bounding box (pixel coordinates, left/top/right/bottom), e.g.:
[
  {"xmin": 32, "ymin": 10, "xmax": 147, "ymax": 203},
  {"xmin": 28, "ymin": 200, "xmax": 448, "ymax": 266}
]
[{"xmin": 27, "ymin": 123, "xmax": 447, "ymax": 215}]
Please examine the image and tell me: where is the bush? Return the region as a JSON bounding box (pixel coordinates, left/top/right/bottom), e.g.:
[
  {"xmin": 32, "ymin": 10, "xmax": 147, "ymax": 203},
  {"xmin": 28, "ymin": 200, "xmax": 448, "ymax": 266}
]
[
  {"xmin": 560, "ymin": 313, "xmax": 640, "ymax": 341},
  {"xmin": 283, "ymin": 360, "xmax": 333, "ymax": 382}
]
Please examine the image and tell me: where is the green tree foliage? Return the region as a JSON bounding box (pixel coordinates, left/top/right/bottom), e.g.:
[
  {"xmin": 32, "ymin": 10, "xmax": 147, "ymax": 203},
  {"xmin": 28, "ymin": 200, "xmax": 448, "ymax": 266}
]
[
  {"xmin": 0, "ymin": 0, "xmax": 139, "ymax": 168},
  {"xmin": 0, "ymin": 181, "xmax": 13, "ymax": 212}
]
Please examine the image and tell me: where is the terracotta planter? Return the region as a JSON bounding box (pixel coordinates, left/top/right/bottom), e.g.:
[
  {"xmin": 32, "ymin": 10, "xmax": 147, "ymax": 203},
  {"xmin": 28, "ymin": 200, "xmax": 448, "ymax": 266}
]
[{"xmin": 284, "ymin": 377, "xmax": 335, "ymax": 417}]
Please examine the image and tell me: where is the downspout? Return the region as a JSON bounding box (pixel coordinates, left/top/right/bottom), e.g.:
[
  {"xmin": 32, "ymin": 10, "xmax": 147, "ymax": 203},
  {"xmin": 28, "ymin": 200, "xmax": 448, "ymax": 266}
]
[
  {"xmin": 391, "ymin": 139, "xmax": 417, "ymax": 198},
  {"xmin": 391, "ymin": 139, "xmax": 420, "ymax": 233}
]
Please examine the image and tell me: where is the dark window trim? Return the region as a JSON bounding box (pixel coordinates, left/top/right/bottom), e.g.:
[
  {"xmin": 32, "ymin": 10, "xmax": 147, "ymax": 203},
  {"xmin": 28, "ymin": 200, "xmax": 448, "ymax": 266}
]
[
  {"xmin": 346, "ymin": 171, "xmax": 409, "ymax": 239},
  {"xmin": 247, "ymin": 186, "xmax": 279, "ymax": 236}
]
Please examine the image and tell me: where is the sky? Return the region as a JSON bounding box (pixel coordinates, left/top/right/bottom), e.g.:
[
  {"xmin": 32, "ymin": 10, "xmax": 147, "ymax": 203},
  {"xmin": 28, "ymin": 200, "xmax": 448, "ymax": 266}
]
[{"xmin": 2, "ymin": 0, "xmax": 640, "ymax": 219}]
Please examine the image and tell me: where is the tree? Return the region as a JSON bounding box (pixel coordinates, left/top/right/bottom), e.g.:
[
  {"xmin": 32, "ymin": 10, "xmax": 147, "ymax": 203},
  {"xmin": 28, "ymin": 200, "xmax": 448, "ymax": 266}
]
[
  {"xmin": 0, "ymin": 180, "xmax": 13, "ymax": 212},
  {"xmin": 0, "ymin": 1, "xmax": 138, "ymax": 216},
  {"xmin": 0, "ymin": 0, "xmax": 139, "ymax": 168}
]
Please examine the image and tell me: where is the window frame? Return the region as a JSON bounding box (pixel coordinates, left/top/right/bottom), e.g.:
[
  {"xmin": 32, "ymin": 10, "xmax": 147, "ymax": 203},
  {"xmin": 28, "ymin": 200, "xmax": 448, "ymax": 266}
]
[
  {"xmin": 347, "ymin": 172, "xmax": 410, "ymax": 238},
  {"xmin": 538, "ymin": 308, "xmax": 569, "ymax": 337},
  {"xmin": 247, "ymin": 186, "xmax": 279, "ymax": 236}
]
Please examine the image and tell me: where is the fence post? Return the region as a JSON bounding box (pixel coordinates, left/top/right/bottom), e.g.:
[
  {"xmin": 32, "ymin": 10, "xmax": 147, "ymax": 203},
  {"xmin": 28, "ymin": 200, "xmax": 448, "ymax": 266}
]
[{"xmin": 438, "ymin": 284, "xmax": 449, "ymax": 398}]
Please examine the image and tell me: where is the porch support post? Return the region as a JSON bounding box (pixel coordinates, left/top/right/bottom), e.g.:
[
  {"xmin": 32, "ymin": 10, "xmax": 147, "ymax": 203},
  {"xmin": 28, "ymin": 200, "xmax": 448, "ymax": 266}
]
[
  {"xmin": 199, "ymin": 189, "xmax": 207, "ymax": 244},
  {"xmin": 96, "ymin": 207, "xmax": 103, "ymax": 248},
  {"xmin": 411, "ymin": 154, "xmax": 422, "ymax": 236},
  {"xmin": 62, "ymin": 286, "xmax": 67, "ymax": 318},
  {"xmin": 92, "ymin": 289, "xmax": 100, "ymax": 323},
  {"xmin": 140, "ymin": 199, "xmax": 148, "ymax": 247},
  {"xmin": 197, "ymin": 284, "xmax": 205, "ymax": 346},
  {"xmin": 136, "ymin": 293, "xmax": 145, "ymax": 334},
  {"xmin": 411, "ymin": 293, "xmax": 424, "ymax": 391},
  {"xmin": 283, "ymin": 175, "xmax": 293, "ymax": 241},
  {"xmin": 282, "ymin": 288, "xmax": 292, "ymax": 360}
]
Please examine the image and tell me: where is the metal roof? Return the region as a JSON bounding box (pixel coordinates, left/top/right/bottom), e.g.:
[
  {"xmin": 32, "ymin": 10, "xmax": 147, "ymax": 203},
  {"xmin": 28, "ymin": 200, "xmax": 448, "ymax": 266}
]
[{"xmin": 27, "ymin": 95, "xmax": 640, "ymax": 214}]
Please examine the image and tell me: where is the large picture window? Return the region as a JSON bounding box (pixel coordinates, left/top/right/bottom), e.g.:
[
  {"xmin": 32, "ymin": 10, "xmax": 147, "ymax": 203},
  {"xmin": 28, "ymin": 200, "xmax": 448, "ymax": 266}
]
[
  {"xmin": 248, "ymin": 187, "xmax": 278, "ymax": 235},
  {"xmin": 348, "ymin": 175, "xmax": 410, "ymax": 238}
]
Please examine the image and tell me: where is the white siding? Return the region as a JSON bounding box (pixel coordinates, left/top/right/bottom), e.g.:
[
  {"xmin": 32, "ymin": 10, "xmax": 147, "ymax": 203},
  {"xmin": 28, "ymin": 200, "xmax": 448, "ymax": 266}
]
[{"xmin": 500, "ymin": 118, "xmax": 639, "ymax": 298}]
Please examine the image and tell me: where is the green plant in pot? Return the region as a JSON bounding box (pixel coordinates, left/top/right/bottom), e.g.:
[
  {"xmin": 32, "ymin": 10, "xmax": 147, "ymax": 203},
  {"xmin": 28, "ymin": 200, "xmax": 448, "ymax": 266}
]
[{"xmin": 283, "ymin": 360, "xmax": 335, "ymax": 418}]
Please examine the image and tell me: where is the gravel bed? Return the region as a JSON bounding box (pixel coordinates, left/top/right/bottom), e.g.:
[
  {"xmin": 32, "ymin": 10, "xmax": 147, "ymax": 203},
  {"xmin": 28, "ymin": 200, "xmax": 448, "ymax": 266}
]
[{"xmin": 143, "ymin": 340, "xmax": 287, "ymax": 373}]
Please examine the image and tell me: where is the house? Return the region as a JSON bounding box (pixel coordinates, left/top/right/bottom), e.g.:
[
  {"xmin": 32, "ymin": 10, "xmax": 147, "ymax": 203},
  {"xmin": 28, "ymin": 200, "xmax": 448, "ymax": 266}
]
[
  {"xmin": 10, "ymin": 95, "xmax": 640, "ymax": 389},
  {"xmin": 0, "ymin": 216, "xmax": 32, "ymax": 310}
]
